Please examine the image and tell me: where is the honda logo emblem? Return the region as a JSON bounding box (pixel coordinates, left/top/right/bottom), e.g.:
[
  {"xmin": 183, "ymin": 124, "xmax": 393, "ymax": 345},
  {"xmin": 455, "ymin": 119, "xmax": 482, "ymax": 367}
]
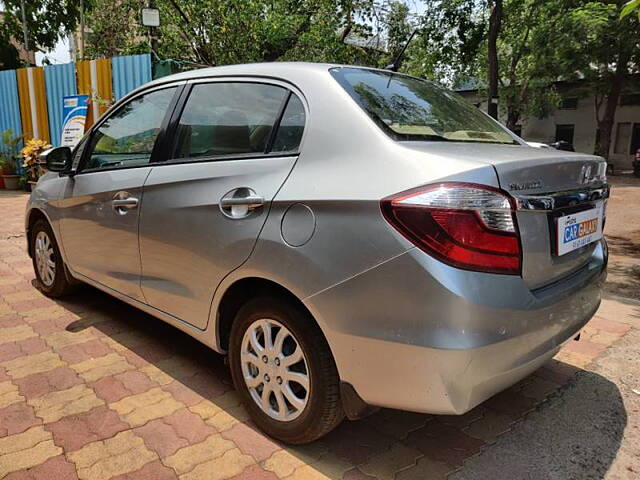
[{"xmin": 580, "ymin": 164, "xmax": 594, "ymax": 184}]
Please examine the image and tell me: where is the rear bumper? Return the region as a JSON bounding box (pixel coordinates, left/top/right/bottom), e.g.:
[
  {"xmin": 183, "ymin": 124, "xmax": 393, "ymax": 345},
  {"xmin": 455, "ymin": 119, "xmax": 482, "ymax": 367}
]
[{"xmin": 304, "ymin": 240, "xmax": 606, "ymax": 414}]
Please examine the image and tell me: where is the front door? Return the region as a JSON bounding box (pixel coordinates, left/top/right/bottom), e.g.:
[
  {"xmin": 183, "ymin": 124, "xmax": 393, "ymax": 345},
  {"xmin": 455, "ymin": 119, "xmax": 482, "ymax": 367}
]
[
  {"xmin": 139, "ymin": 81, "xmax": 306, "ymax": 328},
  {"xmin": 59, "ymin": 86, "xmax": 179, "ymax": 301}
]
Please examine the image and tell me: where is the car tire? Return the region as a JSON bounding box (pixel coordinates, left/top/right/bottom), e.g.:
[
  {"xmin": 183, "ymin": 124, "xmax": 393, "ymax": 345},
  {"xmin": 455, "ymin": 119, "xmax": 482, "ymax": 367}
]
[
  {"xmin": 30, "ymin": 219, "xmax": 76, "ymax": 298},
  {"xmin": 229, "ymin": 296, "xmax": 344, "ymax": 444}
]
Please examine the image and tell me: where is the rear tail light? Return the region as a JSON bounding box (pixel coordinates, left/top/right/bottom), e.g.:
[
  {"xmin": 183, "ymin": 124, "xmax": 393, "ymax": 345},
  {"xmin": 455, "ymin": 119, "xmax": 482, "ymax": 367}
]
[{"xmin": 381, "ymin": 183, "xmax": 521, "ymax": 275}]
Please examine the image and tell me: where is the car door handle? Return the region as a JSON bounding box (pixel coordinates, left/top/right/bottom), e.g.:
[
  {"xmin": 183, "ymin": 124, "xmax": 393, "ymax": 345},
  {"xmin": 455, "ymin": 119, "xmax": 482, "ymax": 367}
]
[
  {"xmin": 112, "ymin": 194, "xmax": 139, "ymax": 215},
  {"xmin": 220, "ymin": 189, "xmax": 265, "ymax": 219},
  {"xmin": 220, "ymin": 195, "xmax": 265, "ymax": 209},
  {"xmin": 112, "ymin": 198, "xmax": 139, "ymax": 208}
]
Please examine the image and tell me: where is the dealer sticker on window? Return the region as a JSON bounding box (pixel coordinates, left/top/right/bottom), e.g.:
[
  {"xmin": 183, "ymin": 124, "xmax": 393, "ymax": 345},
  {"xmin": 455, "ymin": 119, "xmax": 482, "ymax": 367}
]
[{"xmin": 556, "ymin": 202, "xmax": 604, "ymax": 256}]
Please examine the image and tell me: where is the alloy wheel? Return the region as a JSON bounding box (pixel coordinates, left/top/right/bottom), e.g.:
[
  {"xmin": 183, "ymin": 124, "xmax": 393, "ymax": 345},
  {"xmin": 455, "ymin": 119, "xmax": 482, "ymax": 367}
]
[
  {"xmin": 34, "ymin": 231, "xmax": 55, "ymax": 287},
  {"xmin": 240, "ymin": 318, "xmax": 310, "ymax": 421}
]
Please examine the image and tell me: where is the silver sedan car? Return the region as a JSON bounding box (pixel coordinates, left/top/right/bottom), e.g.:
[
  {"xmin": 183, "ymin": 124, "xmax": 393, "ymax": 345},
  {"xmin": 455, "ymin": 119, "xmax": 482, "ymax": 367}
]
[{"xmin": 28, "ymin": 63, "xmax": 608, "ymax": 444}]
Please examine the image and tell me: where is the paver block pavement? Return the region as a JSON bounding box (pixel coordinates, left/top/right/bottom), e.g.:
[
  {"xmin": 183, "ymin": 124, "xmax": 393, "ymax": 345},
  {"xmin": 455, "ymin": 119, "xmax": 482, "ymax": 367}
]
[
  {"xmin": 28, "ymin": 383, "xmax": 104, "ymax": 423},
  {"xmin": 0, "ymin": 426, "xmax": 62, "ymax": 477},
  {"xmin": 67, "ymin": 430, "xmax": 157, "ymax": 480}
]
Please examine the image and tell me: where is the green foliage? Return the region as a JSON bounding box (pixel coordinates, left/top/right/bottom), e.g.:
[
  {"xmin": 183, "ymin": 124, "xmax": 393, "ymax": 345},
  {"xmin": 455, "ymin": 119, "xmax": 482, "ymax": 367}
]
[
  {"xmin": 411, "ymin": 0, "xmax": 640, "ymax": 133},
  {"xmin": 1, "ymin": 129, "xmax": 22, "ymax": 158},
  {"xmin": 385, "ymin": 1, "xmax": 412, "ymax": 59},
  {"xmin": 0, "ymin": 0, "xmax": 80, "ymax": 63},
  {"xmin": 0, "ymin": 129, "xmax": 22, "ymax": 175},
  {"xmin": 0, "ymin": 32, "xmax": 21, "ymax": 70},
  {"xmin": 84, "ymin": 0, "xmax": 402, "ymax": 67},
  {"xmin": 405, "ymin": 0, "xmax": 485, "ymax": 83},
  {"xmin": 564, "ymin": 1, "xmax": 640, "ymax": 84},
  {"xmin": 621, "ymin": 0, "xmax": 640, "ymax": 19},
  {"xmin": 85, "ymin": 0, "xmax": 149, "ymax": 58}
]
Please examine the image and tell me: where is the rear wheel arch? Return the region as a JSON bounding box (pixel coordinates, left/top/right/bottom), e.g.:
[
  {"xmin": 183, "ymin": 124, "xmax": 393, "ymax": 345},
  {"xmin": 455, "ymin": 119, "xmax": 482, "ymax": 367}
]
[{"xmin": 216, "ymin": 277, "xmax": 327, "ymax": 353}]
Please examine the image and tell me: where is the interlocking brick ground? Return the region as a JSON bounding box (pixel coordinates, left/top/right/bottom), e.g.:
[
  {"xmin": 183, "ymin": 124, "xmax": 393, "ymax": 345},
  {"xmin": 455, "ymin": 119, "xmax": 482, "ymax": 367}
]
[{"xmin": 0, "ymin": 187, "xmax": 636, "ymax": 479}]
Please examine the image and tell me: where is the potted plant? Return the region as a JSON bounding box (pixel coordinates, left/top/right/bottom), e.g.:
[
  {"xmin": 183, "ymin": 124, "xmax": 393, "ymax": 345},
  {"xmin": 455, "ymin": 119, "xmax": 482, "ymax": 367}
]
[
  {"xmin": 0, "ymin": 129, "xmax": 22, "ymax": 190},
  {"xmin": 21, "ymin": 138, "xmax": 51, "ymax": 190},
  {"xmin": 0, "ymin": 155, "xmax": 20, "ymax": 189}
]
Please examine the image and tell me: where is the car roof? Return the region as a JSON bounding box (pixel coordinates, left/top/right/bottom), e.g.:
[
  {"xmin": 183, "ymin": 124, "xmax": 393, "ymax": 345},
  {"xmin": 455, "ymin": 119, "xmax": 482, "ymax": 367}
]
[{"xmin": 142, "ymin": 62, "xmax": 399, "ymax": 90}]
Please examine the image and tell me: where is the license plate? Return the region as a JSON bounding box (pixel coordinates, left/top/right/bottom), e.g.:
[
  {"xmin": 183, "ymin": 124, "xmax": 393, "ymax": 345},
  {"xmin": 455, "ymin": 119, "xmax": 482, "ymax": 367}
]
[{"xmin": 556, "ymin": 202, "xmax": 604, "ymax": 256}]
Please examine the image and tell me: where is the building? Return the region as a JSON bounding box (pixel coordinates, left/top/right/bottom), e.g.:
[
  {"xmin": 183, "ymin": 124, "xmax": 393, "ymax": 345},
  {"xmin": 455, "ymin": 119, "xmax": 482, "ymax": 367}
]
[{"xmin": 456, "ymin": 76, "xmax": 640, "ymax": 172}]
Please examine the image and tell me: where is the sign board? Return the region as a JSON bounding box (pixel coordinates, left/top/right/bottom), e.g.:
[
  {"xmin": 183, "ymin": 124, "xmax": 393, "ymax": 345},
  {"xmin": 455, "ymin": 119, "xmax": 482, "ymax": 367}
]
[
  {"xmin": 60, "ymin": 95, "xmax": 89, "ymax": 148},
  {"xmin": 141, "ymin": 8, "xmax": 160, "ymax": 27}
]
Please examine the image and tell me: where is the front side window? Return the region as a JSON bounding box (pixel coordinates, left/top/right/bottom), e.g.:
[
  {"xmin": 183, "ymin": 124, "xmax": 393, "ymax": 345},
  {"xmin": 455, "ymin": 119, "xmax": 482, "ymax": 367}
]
[
  {"xmin": 173, "ymin": 82, "xmax": 288, "ymax": 159},
  {"xmin": 331, "ymin": 67, "xmax": 516, "ymax": 144},
  {"xmin": 84, "ymin": 87, "xmax": 177, "ymax": 171}
]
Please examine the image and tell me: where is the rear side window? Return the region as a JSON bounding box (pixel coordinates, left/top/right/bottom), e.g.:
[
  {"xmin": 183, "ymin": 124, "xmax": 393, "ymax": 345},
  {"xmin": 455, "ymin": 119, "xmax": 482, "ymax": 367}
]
[
  {"xmin": 271, "ymin": 94, "xmax": 305, "ymax": 153},
  {"xmin": 173, "ymin": 83, "xmax": 287, "ymax": 159}
]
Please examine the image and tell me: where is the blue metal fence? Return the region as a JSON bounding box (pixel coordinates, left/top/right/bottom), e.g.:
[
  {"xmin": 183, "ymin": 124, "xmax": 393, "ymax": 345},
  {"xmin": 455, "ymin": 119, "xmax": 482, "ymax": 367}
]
[
  {"xmin": 112, "ymin": 54, "xmax": 153, "ymax": 101},
  {"xmin": 1, "ymin": 53, "xmax": 159, "ymax": 158},
  {"xmin": 44, "ymin": 63, "xmax": 77, "ymax": 147},
  {"xmin": 0, "ymin": 69, "xmax": 23, "ymax": 152}
]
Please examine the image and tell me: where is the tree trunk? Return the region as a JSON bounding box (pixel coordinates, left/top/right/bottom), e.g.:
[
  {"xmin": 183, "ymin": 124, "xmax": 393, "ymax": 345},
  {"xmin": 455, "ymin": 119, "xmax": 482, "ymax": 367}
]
[
  {"xmin": 594, "ymin": 51, "xmax": 630, "ymax": 159},
  {"xmin": 487, "ymin": 0, "xmax": 502, "ymax": 119},
  {"xmin": 506, "ymin": 106, "xmax": 520, "ymax": 132}
]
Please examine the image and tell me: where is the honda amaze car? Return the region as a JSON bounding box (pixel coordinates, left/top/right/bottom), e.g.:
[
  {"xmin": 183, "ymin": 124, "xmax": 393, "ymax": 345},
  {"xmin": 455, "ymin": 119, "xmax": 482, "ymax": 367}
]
[{"xmin": 28, "ymin": 63, "xmax": 608, "ymax": 444}]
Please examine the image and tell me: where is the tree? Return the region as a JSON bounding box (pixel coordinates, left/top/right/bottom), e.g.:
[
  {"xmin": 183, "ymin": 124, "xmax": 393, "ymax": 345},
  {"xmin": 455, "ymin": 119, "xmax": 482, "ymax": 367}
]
[
  {"xmin": 82, "ymin": 0, "xmax": 390, "ymax": 67},
  {"xmin": 565, "ymin": 1, "xmax": 640, "ymax": 157},
  {"xmin": 153, "ymin": 0, "xmax": 382, "ymax": 66},
  {"xmin": 496, "ymin": 0, "xmax": 577, "ymax": 131},
  {"xmin": 406, "ymin": 0, "xmax": 485, "ymax": 83},
  {"xmin": 85, "ymin": 0, "xmax": 149, "ymax": 58},
  {"xmin": 0, "ymin": 32, "xmax": 21, "ymax": 70},
  {"xmin": 385, "ymin": 1, "xmax": 412, "ymax": 61},
  {"xmin": 0, "ymin": 0, "xmax": 81, "ymax": 65}
]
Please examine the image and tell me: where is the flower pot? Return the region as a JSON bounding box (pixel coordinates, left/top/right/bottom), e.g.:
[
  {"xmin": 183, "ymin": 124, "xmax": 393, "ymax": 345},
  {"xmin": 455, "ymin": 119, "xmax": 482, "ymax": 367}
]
[{"xmin": 1, "ymin": 175, "xmax": 20, "ymax": 190}]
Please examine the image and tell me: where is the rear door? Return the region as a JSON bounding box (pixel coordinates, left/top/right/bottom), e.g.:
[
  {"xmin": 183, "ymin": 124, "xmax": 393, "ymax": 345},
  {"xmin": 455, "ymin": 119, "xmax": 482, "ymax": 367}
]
[
  {"xmin": 139, "ymin": 80, "xmax": 306, "ymax": 328},
  {"xmin": 59, "ymin": 85, "xmax": 179, "ymax": 300}
]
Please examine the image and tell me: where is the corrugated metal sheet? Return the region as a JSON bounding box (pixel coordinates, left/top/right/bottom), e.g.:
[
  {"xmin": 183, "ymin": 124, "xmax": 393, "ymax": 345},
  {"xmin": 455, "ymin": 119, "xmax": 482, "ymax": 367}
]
[
  {"xmin": 76, "ymin": 58, "xmax": 112, "ymax": 128},
  {"xmin": 112, "ymin": 54, "xmax": 152, "ymax": 100},
  {"xmin": 16, "ymin": 67, "xmax": 50, "ymax": 143},
  {"xmin": 0, "ymin": 70, "xmax": 22, "ymax": 149},
  {"xmin": 44, "ymin": 63, "xmax": 77, "ymax": 146}
]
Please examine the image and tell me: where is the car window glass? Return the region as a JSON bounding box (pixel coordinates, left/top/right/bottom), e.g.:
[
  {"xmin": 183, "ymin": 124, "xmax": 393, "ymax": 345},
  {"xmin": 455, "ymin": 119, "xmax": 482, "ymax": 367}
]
[
  {"xmin": 331, "ymin": 67, "xmax": 515, "ymax": 145},
  {"xmin": 84, "ymin": 87, "xmax": 176, "ymax": 171},
  {"xmin": 173, "ymin": 83, "xmax": 287, "ymax": 159},
  {"xmin": 271, "ymin": 94, "xmax": 305, "ymax": 153}
]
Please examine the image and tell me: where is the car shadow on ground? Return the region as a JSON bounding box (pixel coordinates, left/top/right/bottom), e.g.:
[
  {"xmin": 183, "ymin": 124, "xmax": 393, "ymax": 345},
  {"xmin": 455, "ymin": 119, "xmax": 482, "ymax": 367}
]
[{"xmin": 54, "ymin": 285, "xmax": 626, "ymax": 479}]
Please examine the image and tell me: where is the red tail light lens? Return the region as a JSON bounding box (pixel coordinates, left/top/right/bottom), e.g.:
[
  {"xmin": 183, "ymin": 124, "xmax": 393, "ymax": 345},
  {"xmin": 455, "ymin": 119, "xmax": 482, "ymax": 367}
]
[{"xmin": 381, "ymin": 183, "xmax": 521, "ymax": 275}]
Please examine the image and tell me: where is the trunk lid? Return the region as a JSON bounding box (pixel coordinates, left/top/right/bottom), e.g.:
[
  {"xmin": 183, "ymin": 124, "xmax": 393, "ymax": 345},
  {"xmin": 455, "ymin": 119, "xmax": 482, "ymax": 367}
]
[{"xmin": 400, "ymin": 142, "xmax": 608, "ymax": 288}]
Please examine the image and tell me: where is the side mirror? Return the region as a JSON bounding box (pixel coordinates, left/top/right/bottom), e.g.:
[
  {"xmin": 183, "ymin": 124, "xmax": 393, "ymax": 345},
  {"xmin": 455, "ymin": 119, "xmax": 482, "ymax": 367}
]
[{"xmin": 39, "ymin": 147, "xmax": 72, "ymax": 172}]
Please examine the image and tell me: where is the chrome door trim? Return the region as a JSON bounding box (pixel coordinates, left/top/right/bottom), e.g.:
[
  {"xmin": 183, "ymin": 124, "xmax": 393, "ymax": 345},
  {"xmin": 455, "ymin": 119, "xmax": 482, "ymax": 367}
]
[{"xmin": 514, "ymin": 184, "xmax": 610, "ymax": 211}]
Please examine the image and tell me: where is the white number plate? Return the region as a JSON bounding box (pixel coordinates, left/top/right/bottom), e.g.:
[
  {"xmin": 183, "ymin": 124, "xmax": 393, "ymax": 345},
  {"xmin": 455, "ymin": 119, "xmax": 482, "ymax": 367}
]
[{"xmin": 556, "ymin": 202, "xmax": 604, "ymax": 256}]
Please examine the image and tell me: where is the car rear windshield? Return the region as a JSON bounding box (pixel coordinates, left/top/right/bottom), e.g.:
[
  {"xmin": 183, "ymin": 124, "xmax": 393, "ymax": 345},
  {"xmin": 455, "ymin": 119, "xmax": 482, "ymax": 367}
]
[{"xmin": 330, "ymin": 67, "xmax": 516, "ymax": 145}]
